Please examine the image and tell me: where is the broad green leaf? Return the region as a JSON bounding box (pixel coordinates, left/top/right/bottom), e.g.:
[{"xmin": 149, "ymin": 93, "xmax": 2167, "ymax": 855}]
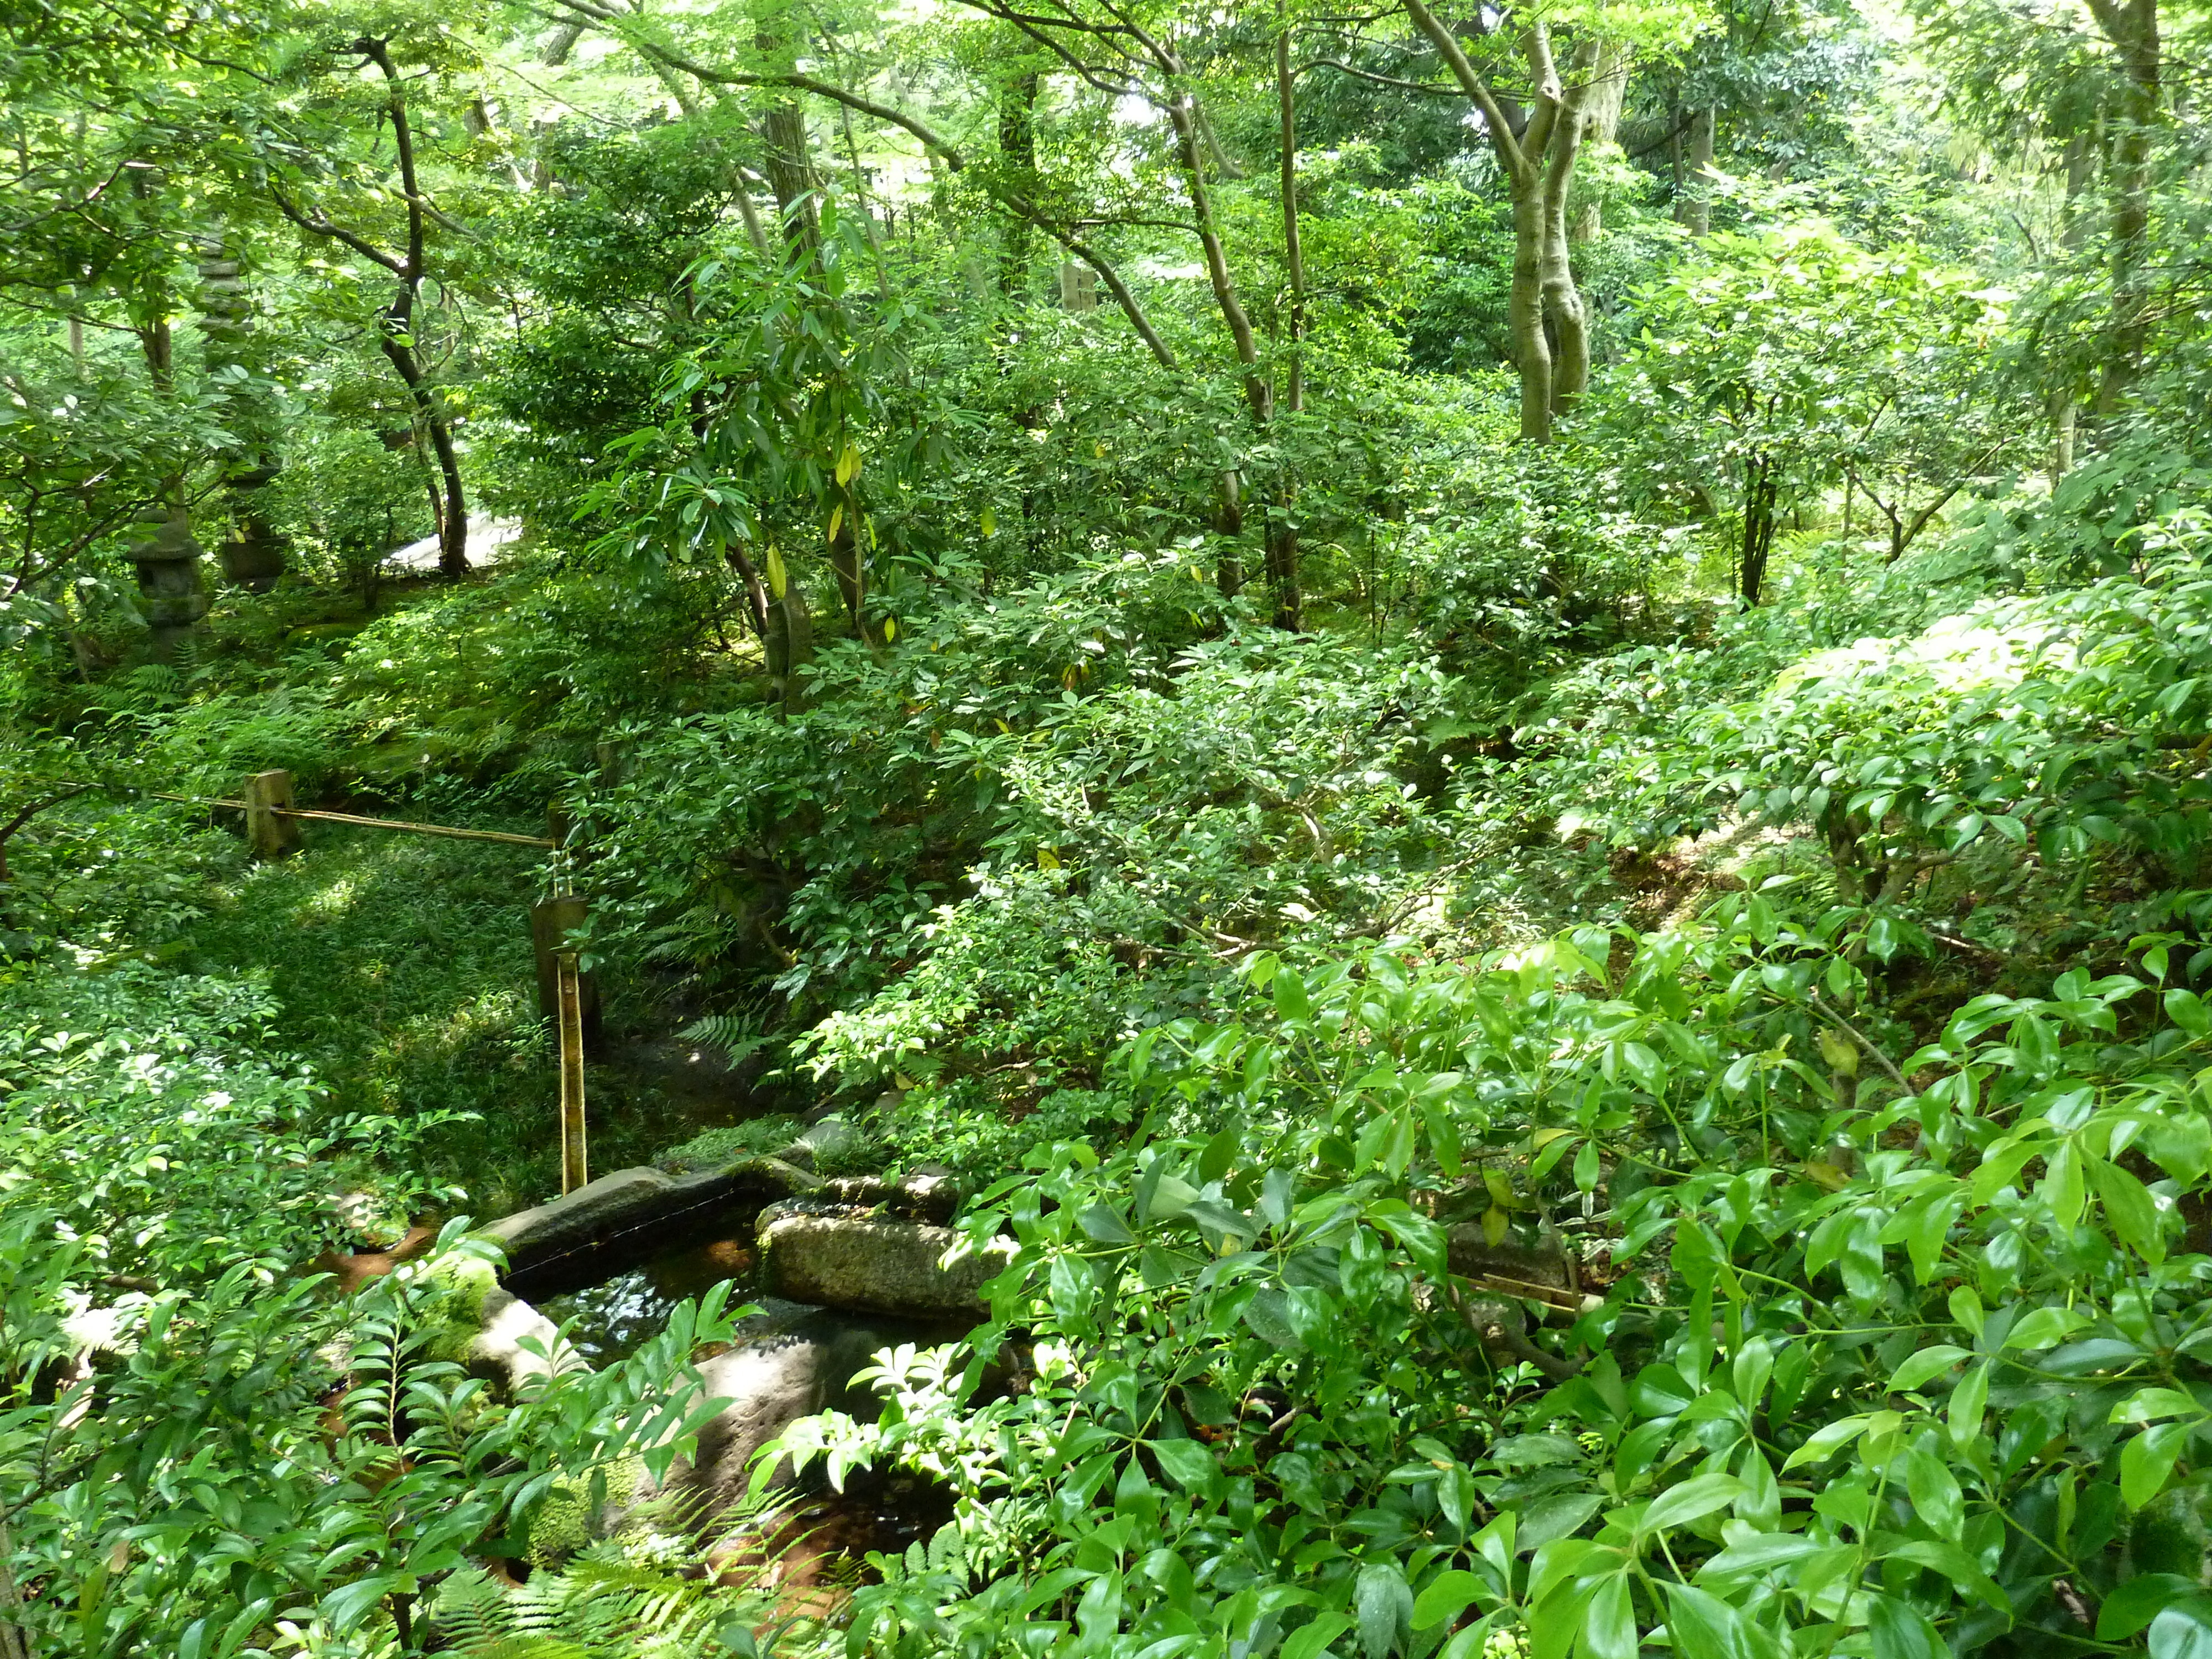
[
  {"xmin": 1639, "ymin": 1473, "xmax": 1744, "ymax": 1535},
  {"xmin": 1147, "ymin": 1438, "xmax": 1220, "ymax": 1495},
  {"xmin": 1412, "ymin": 1571, "xmax": 1485, "ymax": 1631},
  {"xmin": 1887, "ymin": 1345, "xmax": 1971, "ymax": 1393},
  {"xmin": 2124, "ymin": 1422, "xmax": 2192, "ymax": 1509},
  {"xmin": 1948, "ymin": 1362, "xmax": 1990, "ymax": 1448},
  {"xmin": 1281, "ymin": 1613, "xmax": 1355, "ymax": 1659},
  {"xmin": 2005, "ymin": 1306, "xmax": 2089, "ymax": 1352},
  {"xmin": 2111, "ymin": 1387, "xmax": 2204, "ymax": 1425},
  {"xmin": 1356, "ymin": 1562, "xmax": 1412, "ymax": 1659},
  {"xmin": 1581, "ymin": 1573, "xmax": 1636, "ymax": 1659},
  {"xmin": 1782, "ymin": 1415, "xmax": 1871, "ymax": 1470},
  {"xmin": 1663, "ymin": 1583, "xmax": 1752, "ymax": 1659},
  {"xmin": 2151, "ymin": 1601, "xmax": 2212, "ymax": 1659},
  {"xmin": 1866, "ymin": 1593, "xmax": 1945, "ymax": 1659},
  {"xmin": 2099, "ymin": 1575, "xmax": 2202, "ymax": 1640}
]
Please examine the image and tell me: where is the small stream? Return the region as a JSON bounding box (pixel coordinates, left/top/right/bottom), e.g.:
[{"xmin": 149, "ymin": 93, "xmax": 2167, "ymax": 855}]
[{"xmin": 536, "ymin": 1231, "xmax": 824, "ymax": 1364}]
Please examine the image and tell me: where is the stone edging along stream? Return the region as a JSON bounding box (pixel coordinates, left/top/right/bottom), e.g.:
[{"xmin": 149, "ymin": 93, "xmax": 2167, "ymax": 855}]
[{"xmin": 457, "ymin": 1128, "xmax": 1016, "ymax": 1550}]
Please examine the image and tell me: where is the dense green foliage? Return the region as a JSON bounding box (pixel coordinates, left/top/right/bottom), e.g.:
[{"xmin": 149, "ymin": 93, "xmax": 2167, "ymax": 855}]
[{"xmin": 9, "ymin": 0, "xmax": 2212, "ymax": 1651}]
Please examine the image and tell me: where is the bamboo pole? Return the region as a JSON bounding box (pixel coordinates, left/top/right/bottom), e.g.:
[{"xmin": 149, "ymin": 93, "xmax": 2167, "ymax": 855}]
[
  {"xmin": 556, "ymin": 946, "xmax": 588, "ymax": 1193},
  {"xmin": 154, "ymin": 792, "xmax": 552, "ymax": 848}
]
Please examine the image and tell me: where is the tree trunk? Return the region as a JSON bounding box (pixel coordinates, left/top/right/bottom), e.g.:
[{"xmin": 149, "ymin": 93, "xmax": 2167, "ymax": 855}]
[
  {"xmin": 2089, "ymin": 0, "xmax": 2159, "ymax": 413},
  {"xmin": 1676, "ymin": 107, "xmax": 1715, "ymax": 234},
  {"xmin": 1164, "ymin": 84, "xmax": 1300, "ymax": 627},
  {"xmin": 1540, "ymin": 46, "xmax": 1599, "ymax": 414},
  {"xmin": 198, "ymin": 233, "xmax": 288, "ymax": 590},
  {"xmin": 1569, "ymin": 43, "xmax": 1627, "ymax": 244},
  {"xmin": 1279, "ymin": 22, "xmax": 1306, "ymax": 417},
  {"xmin": 998, "ymin": 68, "xmax": 1040, "ymax": 297},
  {"xmin": 1506, "ymin": 173, "xmax": 1554, "ymax": 441},
  {"xmin": 359, "ymin": 38, "xmax": 467, "ymax": 578},
  {"xmin": 1404, "ymin": 1, "xmax": 1600, "ymax": 443},
  {"xmin": 1214, "ymin": 469, "xmax": 1245, "ymax": 598},
  {"xmin": 755, "ymin": 7, "xmax": 822, "ymax": 261},
  {"xmin": 1741, "ymin": 457, "xmax": 1777, "ymax": 604}
]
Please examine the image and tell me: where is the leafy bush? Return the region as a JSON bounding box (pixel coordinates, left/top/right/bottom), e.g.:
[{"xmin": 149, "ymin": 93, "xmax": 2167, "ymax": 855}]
[
  {"xmin": 0, "ymin": 953, "xmax": 752, "ymax": 1654},
  {"xmin": 792, "ymin": 893, "xmax": 2212, "ymax": 1657},
  {"xmin": 1562, "ymin": 512, "xmax": 2212, "ymax": 919}
]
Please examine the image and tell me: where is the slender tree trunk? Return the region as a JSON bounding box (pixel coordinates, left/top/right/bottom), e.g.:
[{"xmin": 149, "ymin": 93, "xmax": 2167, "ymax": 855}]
[
  {"xmin": 1741, "ymin": 457, "xmax": 1777, "ymax": 604},
  {"xmin": 1405, "ymin": 0, "xmax": 1597, "ymax": 443},
  {"xmin": 1539, "ymin": 45, "xmax": 1599, "ymax": 414},
  {"xmin": 356, "ymin": 38, "xmax": 467, "ymax": 578},
  {"xmin": 1676, "ymin": 107, "xmax": 1715, "ymax": 234},
  {"xmin": 1214, "ymin": 469, "xmax": 1245, "ymax": 598},
  {"xmin": 998, "ymin": 68, "xmax": 1040, "ymax": 296},
  {"xmin": 2089, "ymin": 0, "xmax": 2159, "ymax": 413},
  {"xmin": 1506, "ymin": 175, "xmax": 1553, "ymax": 440},
  {"xmin": 761, "ymin": 94, "xmax": 821, "ymax": 258},
  {"xmin": 1569, "ymin": 43, "xmax": 1627, "ymax": 244},
  {"xmin": 199, "ymin": 232, "xmax": 287, "ymax": 589},
  {"xmin": 1267, "ymin": 15, "xmax": 1305, "ymax": 630},
  {"xmin": 1165, "ymin": 84, "xmax": 1301, "ymax": 627}
]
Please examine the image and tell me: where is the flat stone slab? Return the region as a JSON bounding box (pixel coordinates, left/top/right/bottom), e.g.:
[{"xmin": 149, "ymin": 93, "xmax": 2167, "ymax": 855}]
[
  {"xmin": 760, "ymin": 1208, "xmax": 1015, "ymax": 1320},
  {"xmin": 486, "ymin": 1158, "xmax": 820, "ymax": 1298}
]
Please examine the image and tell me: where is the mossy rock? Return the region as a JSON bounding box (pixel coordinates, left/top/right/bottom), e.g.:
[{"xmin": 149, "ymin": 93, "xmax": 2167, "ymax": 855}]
[
  {"xmin": 2127, "ymin": 1484, "xmax": 2212, "ymax": 1584},
  {"xmin": 525, "ymin": 1454, "xmax": 648, "ymax": 1568}
]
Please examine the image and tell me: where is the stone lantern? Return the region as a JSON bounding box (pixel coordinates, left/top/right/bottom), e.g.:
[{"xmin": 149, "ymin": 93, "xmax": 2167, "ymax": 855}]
[{"xmin": 126, "ymin": 514, "xmax": 210, "ymax": 658}]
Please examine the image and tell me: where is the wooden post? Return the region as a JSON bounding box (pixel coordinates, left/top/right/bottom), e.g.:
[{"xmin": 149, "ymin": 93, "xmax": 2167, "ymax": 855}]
[
  {"xmin": 556, "ymin": 946, "xmax": 588, "ymax": 1193},
  {"xmin": 530, "ymin": 895, "xmax": 601, "ymax": 1049},
  {"xmin": 242, "ymin": 770, "xmax": 301, "ymax": 859}
]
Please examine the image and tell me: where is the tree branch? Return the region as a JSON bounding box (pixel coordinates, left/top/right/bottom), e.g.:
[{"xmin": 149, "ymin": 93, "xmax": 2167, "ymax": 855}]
[
  {"xmin": 267, "ymin": 183, "xmax": 404, "ymax": 274},
  {"xmin": 1402, "ymin": 0, "xmax": 1527, "ymax": 181}
]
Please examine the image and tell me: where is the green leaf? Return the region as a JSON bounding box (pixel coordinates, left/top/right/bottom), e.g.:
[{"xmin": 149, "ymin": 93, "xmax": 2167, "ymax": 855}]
[
  {"xmin": 1148, "ymin": 1437, "xmax": 1220, "ymax": 1495},
  {"xmin": 1903, "ymin": 1447, "xmax": 1963, "ymax": 1538},
  {"xmin": 1581, "ymin": 1573, "xmax": 1636, "ymax": 1659},
  {"xmin": 1079, "ymin": 1204, "xmax": 1134, "ymax": 1244},
  {"xmin": 1888, "ymin": 1345, "xmax": 1972, "ymax": 1392},
  {"xmin": 2005, "ymin": 1306, "xmax": 2089, "ymax": 1352},
  {"xmin": 1243, "ymin": 1287, "xmax": 1304, "ymax": 1351},
  {"xmin": 2124, "ymin": 1422, "xmax": 2192, "ymax": 1509},
  {"xmin": 1412, "ymin": 1571, "xmax": 1485, "ymax": 1631},
  {"xmin": 1948, "ymin": 1361, "xmax": 1990, "ymax": 1449},
  {"xmin": 1866, "ymin": 1593, "xmax": 1945, "ymax": 1659},
  {"xmin": 1356, "ymin": 1562, "xmax": 1412, "ymax": 1659},
  {"xmin": 2095, "ymin": 1157, "xmax": 2166, "ymax": 1262},
  {"xmin": 1639, "ymin": 1473, "xmax": 1743, "ymax": 1535},
  {"xmin": 1782, "ymin": 1415, "xmax": 1871, "ymax": 1470},
  {"xmin": 2111, "ymin": 1387, "xmax": 2204, "ymax": 1425},
  {"xmin": 2151, "ymin": 1601, "xmax": 2212, "ymax": 1659},
  {"xmin": 1281, "ymin": 1613, "xmax": 1355, "ymax": 1659},
  {"xmin": 2166, "ymin": 988, "xmax": 2212, "ymax": 1039},
  {"xmin": 1662, "ymin": 1583, "xmax": 1751, "ymax": 1659},
  {"xmin": 2099, "ymin": 1575, "xmax": 2202, "ymax": 1640}
]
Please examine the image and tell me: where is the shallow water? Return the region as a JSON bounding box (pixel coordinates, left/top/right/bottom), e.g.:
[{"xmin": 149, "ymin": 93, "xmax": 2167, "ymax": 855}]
[{"xmin": 538, "ymin": 1228, "xmax": 822, "ymax": 1365}]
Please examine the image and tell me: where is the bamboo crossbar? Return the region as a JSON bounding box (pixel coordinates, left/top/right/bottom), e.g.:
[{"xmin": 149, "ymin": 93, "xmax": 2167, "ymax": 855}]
[{"xmin": 147, "ymin": 791, "xmax": 554, "ymax": 848}]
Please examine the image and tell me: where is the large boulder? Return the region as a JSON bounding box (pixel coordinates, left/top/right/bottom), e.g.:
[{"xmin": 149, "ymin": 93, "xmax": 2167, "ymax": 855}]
[
  {"xmin": 486, "ymin": 1158, "xmax": 820, "ymax": 1299},
  {"xmin": 759, "ymin": 1206, "xmax": 1014, "ymax": 1320},
  {"xmin": 467, "ymin": 1287, "xmax": 587, "ymax": 1400},
  {"xmin": 650, "ymin": 1312, "xmax": 895, "ymax": 1518}
]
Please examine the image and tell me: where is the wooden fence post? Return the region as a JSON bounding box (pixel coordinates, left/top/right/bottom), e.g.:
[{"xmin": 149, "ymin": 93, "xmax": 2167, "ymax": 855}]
[{"xmin": 242, "ymin": 770, "xmax": 301, "ymax": 859}]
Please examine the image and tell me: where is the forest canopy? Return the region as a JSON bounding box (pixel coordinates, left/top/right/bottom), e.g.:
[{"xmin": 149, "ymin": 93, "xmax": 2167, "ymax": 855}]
[{"xmin": 8, "ymin": 0, "xmax": 2212, "ymax": 1651}]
